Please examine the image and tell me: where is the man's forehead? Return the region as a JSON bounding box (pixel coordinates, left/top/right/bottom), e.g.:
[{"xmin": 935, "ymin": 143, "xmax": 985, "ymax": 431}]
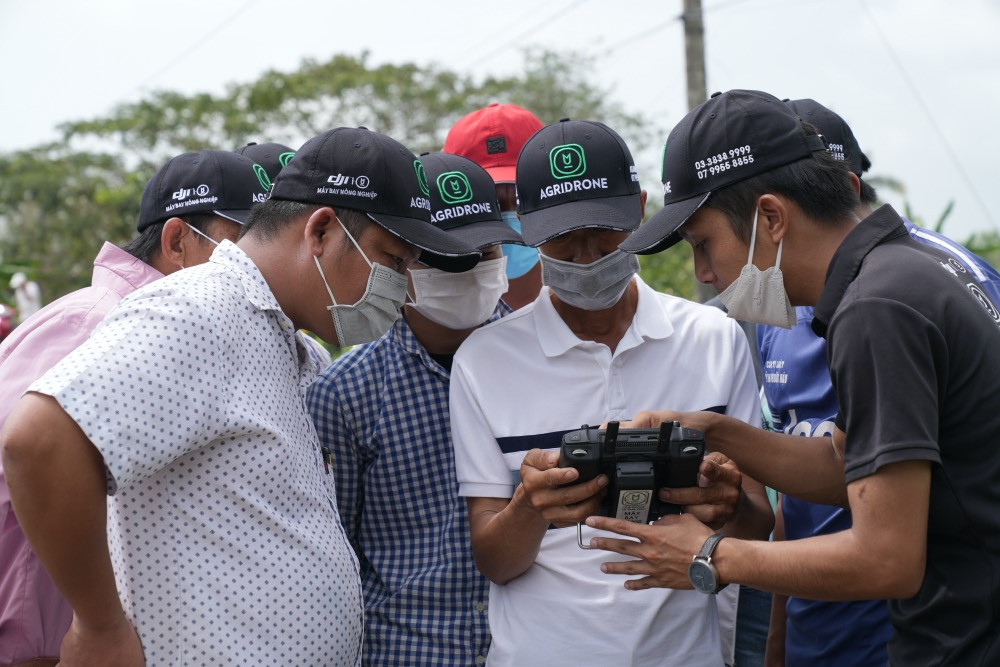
[{"xmin": 679, "ymin": 207, "xmax": 727, "ymax": 238}]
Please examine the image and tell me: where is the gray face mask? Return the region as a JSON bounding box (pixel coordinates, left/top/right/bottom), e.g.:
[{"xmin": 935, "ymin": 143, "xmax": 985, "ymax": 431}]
[
  {"xmin": 540, "ymin": 249, "xmax": 639, "ymax": 311},
  {"xmin": 314, "ymin": 219, "xmax": 408, "ymax": 347},
  {"xmin": 717, "ymin": 207, "xmax": 796, "ymax": 329}
]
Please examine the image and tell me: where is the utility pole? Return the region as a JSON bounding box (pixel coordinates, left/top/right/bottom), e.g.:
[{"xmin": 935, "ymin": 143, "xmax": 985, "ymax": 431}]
[{"xmin": 682, "ymin": 0, "xmax": 716, "ymax": 303}]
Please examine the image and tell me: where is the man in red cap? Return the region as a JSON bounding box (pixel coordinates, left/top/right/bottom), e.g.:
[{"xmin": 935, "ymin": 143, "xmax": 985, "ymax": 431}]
[{"xmin": 445, "ymin": 103, "xmax": 544, "ymax": 309}]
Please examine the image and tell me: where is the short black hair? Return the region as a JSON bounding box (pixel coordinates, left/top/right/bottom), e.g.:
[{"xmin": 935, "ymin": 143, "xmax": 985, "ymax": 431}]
[
  {"xmin": 121, "ymin": 213, "xmax": 219, "ymax": 264},
  {"xmin": 859, "ymin": 178, "xmax": 878, "ymax": 207},
  {"xmin": 705, "ymin": 123, "xmax": 858, "ymax": 244},
  {"xmin": 240, "ymin": 199, "xmax": 371, "ymax": 242}
]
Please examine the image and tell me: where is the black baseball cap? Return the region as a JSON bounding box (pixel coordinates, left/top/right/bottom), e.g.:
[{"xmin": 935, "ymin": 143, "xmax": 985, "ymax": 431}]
[
  {"xmin": 785, "ymin": 99, "xmax": 871, "ymax": 177},
  {"xmin": 620, "ymin": 90, "xmax": 827, "ymax": 254},
  {"xmin": 515, "ymin": 119, "xmax": 642, "ymax": 247},
  {"xmin": 137, "ymin": 149, "xmax": 268, "ymax": 231},
  {"xmin": 269, "ymin": 127, "xmax": 481, "ymax": 272},
  {"xmin": 418, "ymin": 152, "xmax": 524, "ymax": 254},
  {"xmin": 234, "ymin": 142, "xmax": 297, "ymax": 185}
]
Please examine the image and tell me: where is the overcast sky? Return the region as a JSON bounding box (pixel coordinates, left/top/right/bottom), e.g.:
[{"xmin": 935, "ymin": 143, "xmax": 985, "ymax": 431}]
[{"xmin": 2, "ymin": 0, "xmax": 998, "ymax": 240}]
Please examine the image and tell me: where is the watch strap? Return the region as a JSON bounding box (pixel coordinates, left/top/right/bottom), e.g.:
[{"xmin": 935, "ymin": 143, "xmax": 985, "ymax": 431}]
[{"xmin": 695, "ymin": 533, "xmax": 726, "ymax": 561}]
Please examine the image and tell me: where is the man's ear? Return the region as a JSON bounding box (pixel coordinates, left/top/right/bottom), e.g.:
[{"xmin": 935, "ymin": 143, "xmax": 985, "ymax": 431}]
[
  {"xmin": 158, "ymin": 217, "xmax": 190, "ymax": 272},
  {"xmin": 757, "ymin": 194, "xmax": 788, "ymax": 244},
  {"xmin": 304, "ymin": 207, "xmax": 341, "ymax": 257},
  {"xmin": 639, "ymin": 189, "xmax": 648, "ymax": 219},
  {"xmin": 848, "ymin": 172, "xmax": 862, "ymax": 198}
]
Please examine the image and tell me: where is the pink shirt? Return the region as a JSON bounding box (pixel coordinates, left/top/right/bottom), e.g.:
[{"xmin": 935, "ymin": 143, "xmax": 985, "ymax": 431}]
[{"xmin": 0, "ymin": 243, "xmax": 162, "ymax": 664}]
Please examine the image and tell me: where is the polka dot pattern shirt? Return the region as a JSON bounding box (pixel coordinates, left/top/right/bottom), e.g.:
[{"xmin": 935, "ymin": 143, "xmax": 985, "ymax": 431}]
[{"xmin": 30, "ymin": 241, "xmax": 363, "ymax": 665}]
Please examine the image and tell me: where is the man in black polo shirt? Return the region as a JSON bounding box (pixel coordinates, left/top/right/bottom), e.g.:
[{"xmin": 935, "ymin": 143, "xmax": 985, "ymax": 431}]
[{"xmin": 583, "ymin": 89, "xmax": 1000, "ymax": 666}]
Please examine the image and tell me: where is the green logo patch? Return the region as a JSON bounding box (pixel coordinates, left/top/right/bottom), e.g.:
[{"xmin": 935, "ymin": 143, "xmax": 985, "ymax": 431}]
[
  {"xmin": 549, "ymin": 143, "xmax": 586, "ymax": 180},
  {"xmin": 278, "ymin": 151, "xmax": 295, "ymax": 168},
  {"xmin": 252, "ymin": 164, "xmax": 272, "ymax": 191},
  {"xmin": 437, "ymin": 171, "xmax": 473, "ymax": 205},
  {"xmin": 413, "ymin": 160, "xmax": 430, "ymax": 196}
]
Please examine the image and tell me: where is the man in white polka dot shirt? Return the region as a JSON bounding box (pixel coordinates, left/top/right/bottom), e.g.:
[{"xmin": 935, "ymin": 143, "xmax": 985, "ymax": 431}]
[
  {"xmin": 1, "ymin": 128, "xmax": 480, "ymax": 666},
  {"xmin": 0, "ymin": 149, "xmax": 255, "ymax": 667}
]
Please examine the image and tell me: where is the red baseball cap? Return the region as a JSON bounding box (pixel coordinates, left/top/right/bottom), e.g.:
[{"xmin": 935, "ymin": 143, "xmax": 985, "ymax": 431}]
[{"xmin": 443, "ymin": 103, "xmax": 544, "ymax": 184}]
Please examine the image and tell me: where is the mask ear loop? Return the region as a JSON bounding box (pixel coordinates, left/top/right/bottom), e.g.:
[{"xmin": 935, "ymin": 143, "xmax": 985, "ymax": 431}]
[
  {"xmin": 336, "ymin": 216, "xmax": 375, "ymax": 270},
  {"xmin": 314, "ymin": 216, "xmax": 378, "ymax": 307},
  {"xmin": 746, "ymin": 207, "xmax": 759, "ymax": 265},
  {"xmin": 404, "ymin": 271, "xmax": 418, "ymax": 306},
  {"xmin": 314, "ymin": 255, "xmax": 339, "ymax": 307},
  {"xmin": 185, "ymin": 223, "xmax": 219, "ymax": 246},
  {"xmin": 746, "ymin": 206, "xmax": 784, "ymax": 270}
]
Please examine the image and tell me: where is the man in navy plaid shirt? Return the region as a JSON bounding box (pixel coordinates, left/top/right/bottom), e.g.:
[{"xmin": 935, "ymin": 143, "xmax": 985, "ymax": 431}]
[{"xmin": 307, "ymin": 153, "xmax": 526, "ymax": 666}]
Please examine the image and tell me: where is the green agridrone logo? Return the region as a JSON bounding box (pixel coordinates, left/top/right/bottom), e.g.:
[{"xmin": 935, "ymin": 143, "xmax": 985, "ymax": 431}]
[
  {"xmin": 252, "ymin": 164, "xmax": 272, "ymax": 191},
  {"xmin": 414, "ymin": 161, "xmax": 430, "ymax": 196},
  {"xmin": 549, "ymin": 144, "xmax": 586, "ymax": 179},
  {"xmin": 278, "ymin": 152, "xmax": 295, "ymax": 168},
  {"xmin": 437, "ymin": 171, "xmax": 473, "ymax": 205}
]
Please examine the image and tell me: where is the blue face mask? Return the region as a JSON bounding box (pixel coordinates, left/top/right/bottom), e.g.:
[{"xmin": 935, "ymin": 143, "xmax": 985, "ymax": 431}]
[{"xmin": 500, "ymin": 211, "xmax": 540, "ymax": 279}]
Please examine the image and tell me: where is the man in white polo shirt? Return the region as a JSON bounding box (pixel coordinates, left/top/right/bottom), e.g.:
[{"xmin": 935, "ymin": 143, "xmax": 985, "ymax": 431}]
[
  {"xmin": 2, "ymin": 127, "xmax": 480, "ymax": 666},
  {"xmin": 450, "ymin": 119, "xmax": 774, "ymax": 666}
]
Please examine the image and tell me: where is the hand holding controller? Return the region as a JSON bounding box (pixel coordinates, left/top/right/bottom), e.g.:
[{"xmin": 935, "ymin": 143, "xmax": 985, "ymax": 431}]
[{"xmin": 558, "ymin": 420, "xmax": 705, "ymax": 525}]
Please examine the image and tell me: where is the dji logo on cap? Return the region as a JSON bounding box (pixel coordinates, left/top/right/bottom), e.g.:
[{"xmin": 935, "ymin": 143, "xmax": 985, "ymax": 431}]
[
  {"xmin": 172, "ymin": 185, "xmax": 210, "ymax": 201},
  {"xmin": 327, "ymin": 174, "xmax": 370, "ymax": 189}
]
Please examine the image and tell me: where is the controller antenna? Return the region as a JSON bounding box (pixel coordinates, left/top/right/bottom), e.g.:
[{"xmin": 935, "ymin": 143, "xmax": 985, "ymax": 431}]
[{"xmin": 603, "ymin": 421, "xmax": 620, "ymax": 456}]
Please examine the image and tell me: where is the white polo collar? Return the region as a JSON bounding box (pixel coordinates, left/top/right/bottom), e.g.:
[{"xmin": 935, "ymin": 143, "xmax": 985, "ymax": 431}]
[{"xmin": 534, "ymin": 275, "xmax": 675, "ymax": 358}]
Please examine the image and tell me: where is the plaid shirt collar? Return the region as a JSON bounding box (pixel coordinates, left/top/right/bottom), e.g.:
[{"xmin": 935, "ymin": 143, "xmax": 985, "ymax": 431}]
[{"xmin": 393, "ymin": 300, "xmax": 513, "ymax": 379}]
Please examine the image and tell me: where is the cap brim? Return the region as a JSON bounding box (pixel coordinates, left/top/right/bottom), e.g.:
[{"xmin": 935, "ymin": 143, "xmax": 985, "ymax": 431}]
[
  {"xmin": 519, "ymin": 193, "xmax": 641, "ymax": 247},
  {"xmin": 618, "ymin": 193, "xmax": 711, "ymax": 255},
  {"xmin": 484, "ymin": 164, "xmax": 517, "ymax": 184},
  {"xmin": 214, "ymin": 209, "xmax": 250, "ymax": 225},
  {"xmin": 418, "ymin": 220, "xmax": 523, "ymax": 270},
  {"xmin": 367, "ymin": 211, "xmax": 481, "ymax": 273},
  {"xmin": 439, "ymin": 218, "xmax": 525, "ymax": 249}
]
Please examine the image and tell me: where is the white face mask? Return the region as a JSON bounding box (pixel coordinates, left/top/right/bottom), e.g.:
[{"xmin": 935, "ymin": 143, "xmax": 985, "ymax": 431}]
[
  {"xmin": 540, "ymin": 249, "xmax": 639, "ymax": 311},
  {"xmin": 409, "ymin": 256, "xmax": 509, "ymax": 330},
  {"xmin": 717, "ymin": 207, "xmax": 796, "ymax": 329},
  {"xmin": 314, "ymin": 219, "xmax": 409, "ymax": 347}
]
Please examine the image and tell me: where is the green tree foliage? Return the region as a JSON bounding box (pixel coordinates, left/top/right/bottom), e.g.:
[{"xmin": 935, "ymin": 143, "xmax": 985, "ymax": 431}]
[
  {"xmin": 634, "ymin": 197, "xmax": 697, "ymax": 300},
  {"xmin": 638, "ymin": 249, "xmax": 697, "ymax": 301},
  {"xmin": 60, "ymin": 50, "xmax": 651, "ymax": 163},
  {"xmin": 0, "ymin": 145, "xmax": 144, "ymax": 298},
  {"xmin": 2, "ymin": 50, "xmax": 672, "ymax": 302},
  {"xmin": 962, "ymin": 230, "xmax": 1000, "ymax": 270}
]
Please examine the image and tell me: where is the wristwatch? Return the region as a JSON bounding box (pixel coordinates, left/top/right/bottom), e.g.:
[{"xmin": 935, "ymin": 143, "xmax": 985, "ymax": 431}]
[{"xmin": 688, "ymin": 533, "xmax": 728, "ymax": 594}]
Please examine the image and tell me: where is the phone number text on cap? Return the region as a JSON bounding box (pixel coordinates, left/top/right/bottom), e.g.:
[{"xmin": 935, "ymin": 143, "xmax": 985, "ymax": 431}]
[{"xmin": 693, "ymin": 145, "xmax": 754, "ymax": 180}]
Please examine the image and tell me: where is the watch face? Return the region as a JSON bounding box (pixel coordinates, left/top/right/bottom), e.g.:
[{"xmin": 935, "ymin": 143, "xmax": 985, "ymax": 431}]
[{"xmin": 689, "ymin": 560, "xmax": 717, "ymax": 594}]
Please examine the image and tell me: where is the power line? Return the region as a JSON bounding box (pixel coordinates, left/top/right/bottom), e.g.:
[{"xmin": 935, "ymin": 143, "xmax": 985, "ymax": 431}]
[
  {"xmin": 702, "ymin": 0, "xmax": 757, "ymax": 12},
  {"xmin": 136, "ymin": 0, "xmax": 263, "ymax": 91},
  {"xmin": 598, "ymin": 0, "xmax": 759, "ymax": 58},
  {"xmin": 859, "ymin": 0, "xmax": 997, "ymax": 229},
  {"xmin": 599, "ymin": 16, "xmax": 681, "ymax": 57},
  {"xmin": 467, "ymin": 0, "xmax": 591, "ymax": 70}
]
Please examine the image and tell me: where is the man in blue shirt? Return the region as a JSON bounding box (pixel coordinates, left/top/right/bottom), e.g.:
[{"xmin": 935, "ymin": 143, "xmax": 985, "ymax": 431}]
[
  {"xmin": 758, "ymin": 99, "xmax": 1000, "ymax": 667},
  {"xmin": 306, "ymin": 153, "xmax": 525, "ymax": 666}
]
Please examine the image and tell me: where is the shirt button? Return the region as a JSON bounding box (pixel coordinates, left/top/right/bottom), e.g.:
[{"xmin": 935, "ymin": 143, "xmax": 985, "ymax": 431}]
[
  {"xmin": 475, "ymin": 656, "xmax": 486, "ymax": 665},
  {"xmin": 475, "ymin": 601, "xmax": 487, "ymax": 612}
]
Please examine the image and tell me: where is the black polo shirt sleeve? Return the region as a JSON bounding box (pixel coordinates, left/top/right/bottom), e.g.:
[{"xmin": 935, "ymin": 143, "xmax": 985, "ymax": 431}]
[{"xmin": 827, "ymin": 296, "xmax": 944, "ymax": 483}]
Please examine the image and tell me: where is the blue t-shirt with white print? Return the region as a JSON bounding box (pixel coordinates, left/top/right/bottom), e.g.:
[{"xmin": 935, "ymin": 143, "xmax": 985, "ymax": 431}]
[{"xmin": 756, "ymin": 219, "xmax": 1000, "ymax": 666}]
